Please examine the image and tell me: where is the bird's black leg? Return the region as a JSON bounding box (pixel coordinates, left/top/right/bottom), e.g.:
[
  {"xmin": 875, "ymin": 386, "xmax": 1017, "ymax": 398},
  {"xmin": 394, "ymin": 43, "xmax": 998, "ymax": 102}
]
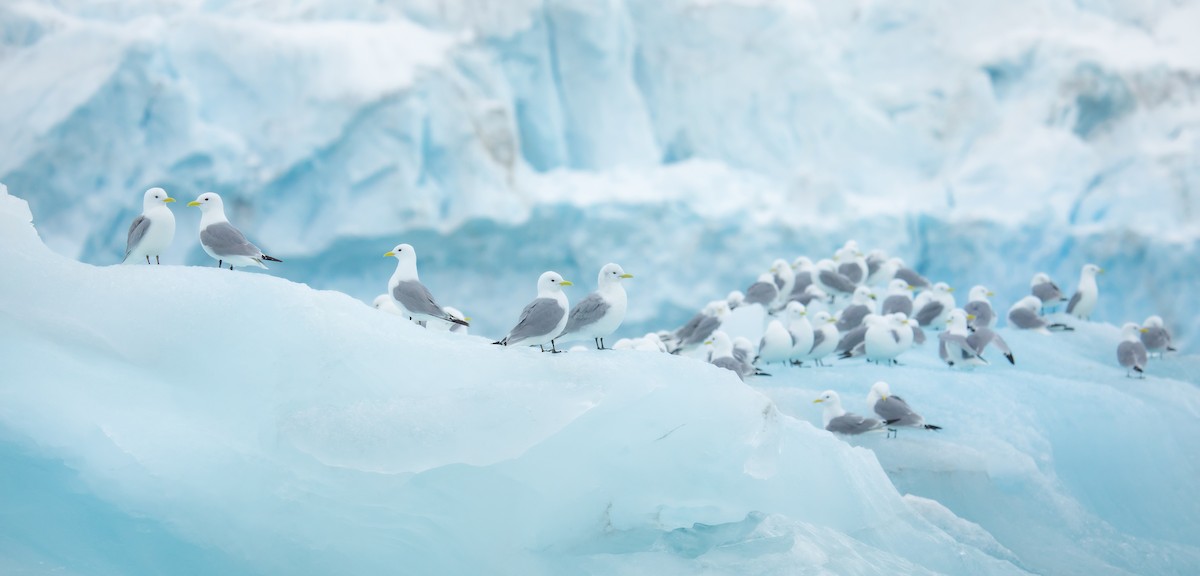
[
  {"xmin": 600, "ymin": 338, "xmax": 607, "ymax": 350},
  {"xmin": 229, "ymin": 264, "xmax": 234, "ymax": 270},
  {"xmin": 539, "ymin": 345, "xmax": 546, "ymax": 353},
  {"xmin": 155, "ymin": 255, "xmax": 160, "ymax": 265},
  {"xmin": 145, "ymin": 255, "xmax": 151, "ymax": 264},
  {"xmin": 551, "ymin": 340, "xmax": 561, "ymax": 354},
  {"xmin": 218, "ymin": 259, "xmax": 223, "ymax": 268},
  {"xmin": 887, "ymin": 428, "xmax": 897, "ymax": 439}
]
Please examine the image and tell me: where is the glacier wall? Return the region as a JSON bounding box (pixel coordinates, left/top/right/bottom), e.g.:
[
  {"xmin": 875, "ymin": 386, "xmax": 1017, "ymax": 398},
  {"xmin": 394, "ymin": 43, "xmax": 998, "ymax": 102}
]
[{"xmin": 2, "ymin": 0, "xmax": 1199, "ymax": 345}]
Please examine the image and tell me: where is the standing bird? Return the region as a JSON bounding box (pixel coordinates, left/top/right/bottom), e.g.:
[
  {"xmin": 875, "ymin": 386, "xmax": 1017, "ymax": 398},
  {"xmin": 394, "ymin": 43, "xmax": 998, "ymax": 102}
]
[
  {"xmin": 967, "ymin": 326, "xmax": 1015, "ymax": 365},
  {"xmin": 865, "ymin": 250, "xmax": 891, "ymax": 286},
  {"xmin": 494, "ymin": 271, "xmax": 573, "ymax": 352},
  {"xmin": 912, "ymin": 282, "xmax": 956, "ymax": 329},
  {"xmin": 813, "ymin": 390, "xmax": 889, "ymax": 435},
  {"xmin": 1007, "ymin": 296, "xmax": 1072, "ymax": 334},
  {"xmin": 756, "ymin": 318, "xmax": 795, "ymax": 366},
  {"xmin": 188, "ymin": 193, "xmax": 282, "ymax": 270},
  {"xmin": 963, "ymin": 285, "xmax": 996, "ymax": 331},
  {"xmin": 814, "ymin": 259, "xmax": 858, "ymax": 300},
  {"xmin": 1030, "ymin": 272, "xmax": 1068, "ymax": 314},
  {"xmin": 1066, "ymin": 264, "xmax": 1104, "ymax": 320},
  {"xmin": 671, "ymin": 301, "xmax": 731, "ymax": 354},
  {"xmin": 556, "ymin": 263, "xmax": 633, "ymax": 350},
  {"xmin": 836, "ymin": 286, "xmax": 877, "ymax": 333},
  {"xmin": 789, "ymin": 256, "xmax": 815, "ymax": 298},
  {"xmin": 785, "ymin": 302, "xmax": 815, "ymax": 364},
  {"xmin": 867, "ymin": 381, "xmax": 942, "ymax": 438},
  {"xmin": 841, "ymin": 314, "xmax": 912, "ymax": 365},
  {"xmin": 889, "ymin": 258, "xmax": 931, "ymax": 290},
  {"xmin": 123, "ymin": 187, "xmax": 176, "ymax": 265},
  {"xmin": 834, "ymin": 241, "xmax": 868, "ymax": 285},
  {"xmin": 1117, "ymin": 322, "xmax": 1149, "ymax": 378},
  {"xmin": 706, "ymin": 331, "xmax": 766, "ymax": 381},
  {"xmin": 939, "ymin": 309, "xmax": 987, "ymax": 367},
  {"xmin": 769, "ymin": 259, "xmax": 795, "ymax": 308},
  {"xmin": 743, "ymin": 273, "xmax": 780, "ymax": 307},
  {"xmin": 880, "ymin": 279, "xmax": 915, "ymax": 316},
  {"xmin": 797, "ymin": 311, "xmax": 838, "ymax": 367},
  {"xmin": 1140, "ymin": 316, "xmax": 1176, "ymax": 357},
  {"xmin": 383, "ymin": 244, "xmax": 471, "ymax": 329}
]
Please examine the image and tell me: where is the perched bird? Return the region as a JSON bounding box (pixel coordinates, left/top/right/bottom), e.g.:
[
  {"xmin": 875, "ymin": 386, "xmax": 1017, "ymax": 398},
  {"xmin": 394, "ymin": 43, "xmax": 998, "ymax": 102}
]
[
  {"xmin": 706, "ymin": 331, "xmax": 767, "ymax": 381},
  {"xmin": 791, "ymin": 284, "xmax": 829, "ymax": 308},
  {"xmin": 867, "ymin": 381, "xmax": 942, "ymax": 438},
  {"xmin": 889, "ymin": 258, "xmax": 931, "ymax": 290},
  {"xmin": 785, "ymin": 302, "xmax": 815, "ymax": 363},
  {"xmin": 834, "ymin": 241, "xmax": 868, "ymax": 285},
  {"xmin": 865, "ymin": 250, "xmax": 891, "ymax": 285},
  {"xmin": 939, "ymin": 309, "xmax": 987, "ymax": 367},
  {"xmin": 188, "ymin": 193, "xmax": 282, "ymax": 270},
  {"xmin": 963, "ymin": 285, "xmax": 996, "ymax": 331},
  {"xmin": 813, "ymin": 390, "xmax": 889, "ymax": 435},
  {"xmin": 726, "ymin": 291, "xmax": 745, "ymax": 310},
  {"xmin": 757, "ymin": 318, "xmax": 796, "ymax": 366},
  {"xmin": 789, "ymin": 257, "xmax": 815, "ymax": 298},
  {"xmin": 880, "ymin": 279, "xmax": 915, "ymax": 317},
  {"xmin": 841, "ymin": 314, "xmax": 912, "ymax": 365},
  {"xmin": 557, "ymin": 263, "xmax": 633, "ymax": 350},
  {"xmin": 836, "ymin": 286, "xmax": 877, "ymax": 333},
  {"xmin": 1030, "ymin": 272, "xmax": 1068, "ymax": 313},
  {"xmin": 1066, "ymin": 264, "xmax": 1104, "ymax": 320},
  {"xmin": 123, "ymin": 187, "xmax": 175, "ymax": 265},
  {"xmin": 814, "ymin": 259, "xmax": 858, "ymax": 300},
  {"xmin": 769, "ymin": 259, "xmax": 795, "ymax": 307},
  {"xmin": 732, "ymin": 336, "xmax": 759, "ymax": 367},
  {"xmin": 797, "ymin": 311, "xmax": 838, "ymax": 367},
  {"xmin": 743, "ymin": 273, "xmax": 780, "ymax": 307},
  {"xmin": 1007, "ymin": 296, "xmax": 1072, "ymax": 334},
  {"xmin": 494, "ymin": 271, "xmax": 573, "ymax": 352},
  {"xmin": 1140, "ymin": 316, "xmax": 1176, "ymax": 357},
  {"xmin": 384, "ymin": 244, "xmax": 470, "ymax": 329},
  {"xmin": 673, "ymin": 302, "xmax": 732, "ymax": 354},
  {"xmin": 429, "ymin": 307, "xmax": 470, "ymax": 334},
  {"xmin": 913, "ymin": 282, "xmax": 956, "ymax": 328},
  {"xmin": 1117, "ymin": 322, "xmax": 1149, "ymax": 378}
]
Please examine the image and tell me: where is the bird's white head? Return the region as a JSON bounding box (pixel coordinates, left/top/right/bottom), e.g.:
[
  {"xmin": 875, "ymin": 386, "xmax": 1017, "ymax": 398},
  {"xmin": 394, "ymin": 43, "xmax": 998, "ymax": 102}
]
[
  {"xmin": 187, "ymin": 192, "xmax": 224, "ymax": 213},
  {"xmin": 771, "ymin": 258, "xmax": 791, "ymax": 276},
  {"xmin": 704, "ymin": 330, "xmax": 734, "ymax": 357},
  {"xmin": 1144, "ymin": 315, "xmax": 1164, "ymax": 328},
  {"xmin": 142, "ymin": 187, "xmax": 175, "ymax": 209},
  {"xmin": 791, "ymin": 256, "xmax": 814, "ymax": 270},
  {"xmin": 1121, "ymin": 322, "xmax": 1146, "ymax": 341},
  {"xmin": 1015, "ymin": 295, "xmax": 1041, "ymax": 311},
  {"xmin": 383, "ymin": 243, "xmax": 420, "ymax": 280},
  {"xmin": 1082, "ymin": 263, "xmax": 1104, "ymax": 277},
  {"xmin": 1031, "ymin": 272, "xmax": 1051, "ymax": 287},
  {"xmin": 712, "ymin": 301, "xmax": 732, "ymax": 318},
  {"xmin": 852, "ymin": 286, "xmax": 876, "ymax": 303},
  {"xmin": 813, "ymin": 389, "xmax": 842, "ymax": 407},
  {"xmin": 786, "ymin": 301, "xmax": 807, "ymax": 318},
  {"xmin": 891, "ymin": 312, "xmax": 912, "ymax": 327},
  {"xmin": 816, "ymin": 259, "xmax": 837, "ymax": 272},
  {"xmin": 887, "ymin": 278, "xmax": 912, "ymax": 295},
  {"xmin": 946, "ymin": 308, "xmax": 970, "ymax": 330},
  {"xmin": 867, "ymin": 249, "xmax": 887, "ymax": 261},
  {"xmin": 934, "ymin": 282, "xmax": 954, "ymax": 296},
  {"xmin": 868, "ymin": 381, "xmax": 892, "ymax": 405},
  {"xmin": 726, "ymin": 291, "xmax": 745, "ymax": 308},
  {"xmin": 537, "ymin": 271, "xmax": 572, "ymax": 295},
  {"xmin": 598, "ymin": 263, "xmax": 633, "ymax": 287},
  {"xmin": 969, "ymin": 285, "xmax": 994, "ymax": 302}
]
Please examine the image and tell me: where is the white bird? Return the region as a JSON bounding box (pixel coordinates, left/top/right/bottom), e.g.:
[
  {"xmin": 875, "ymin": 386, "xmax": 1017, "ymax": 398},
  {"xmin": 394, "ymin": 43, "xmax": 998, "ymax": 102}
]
[
  {"xmin": 938, "ymin": 309, "xmax": 987, "ymax": 367},
  {"xmin": 835, "ymin": 286, "xmax": 877, "ymax": 333},
  {"xmin": 556, "ymin": 263, "xmax": 633, "ymax": 350},
  {"xmin": 813, "ymin": 390, "xmax": 886, "ymax": 435},
  {"xmin": 123, "ymin": 187, "xmax": 176, "ymax": 265},
  {"xmin": 912, "ymin": 282, "xmax": 956, "ymax": 329},
  {"xmin": 889, "ymin": 258, "xmax": 931, "ymax": 290},
  {"xmin": 815, "ymin": 259, "xmax": 858, "ymax": 300},
  {"xmin": 867, "ymin": 381, "xmax": 942, "ymax": 438},
  {"xmin": 963, "ymin": 285, "xmax": 996, "ymax": 331},
  {"xmin": 880, "ymin": 279, "xmax": 914, "ymax": 317},
  {"xmin": 789, "ymin": 256, "xmax": 815, "ymax": 298},
  {"xmin": 800, "ymin": 311, "xmax": 839, "ymax": 367},
  {"xmin": 841, "ymin": 314, "xmax": 912, "ymax": 365},
  {"xmin": 494, "ymin": 271, "xmax": 573, "ymax": 352},
  {"xmin": 785, "ymin": 302, "xmax": 815, "ymax": 362},
  {"xmin": 770, "ymin": 259, "xmax": 795, "ymax": 308},
  {"xmin": 1006, "ymin": 296, "xmax": 1072, "ymax": 334},
  {"xmin": 865, "ymin": 249, "xmax": 891, "ymax": 285},
  {"xmin": 384, "ymin": 244, "xmax": 470, "ymax": 329},
  {"xmin": 429, "ymin": 306, "xmax": 470, "ymax": 334},
  {"xmin": 757, "ymin": 319, "xmax": 795, "ymax": 366},
  {"xmin": 834, "ymin": 241, "xmax": 868, "ymax": 285},
  {"xmin": 1117, "ymin": 322, "xmax": 1149, "ymax": 378},
  {"xmin": 188, "ymin": 192, "xmax": 282, "ymax": 270},
  {"xmin": 706, "ymin": 331, "xmax": 764, "ymax": 381},
  {"xmin": 1066, "ymin": 264, "xmax": 1104, "ymax": 320},
  {"xmin": 743, "ymin": 273, "xmax": 780, "ymax": 307},
  {"xmin": 726, "ymin": 290, "xmax": 745, "ymax": 310},
  {"xmin": 1140, "ymin": 316, "xmax": 1176, "ymax": 357},
  {"xmin": 1030, "ymin": 272, "xmax": 1068, "ymax": 313},
  {"xmin": 672, "ymin": 301, "xmax": 732, "ymax": 354}
]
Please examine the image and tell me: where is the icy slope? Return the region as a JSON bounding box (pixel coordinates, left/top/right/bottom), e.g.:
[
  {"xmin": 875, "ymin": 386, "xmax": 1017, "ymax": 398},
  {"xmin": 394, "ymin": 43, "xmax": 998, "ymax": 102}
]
[
  {"xmin": 3, "ymin": 0, "xmax": 1199, "ymax": 346},
  {"xmin": 0, "ymin": 191, "xmax": 1039, "ymax": 574}
]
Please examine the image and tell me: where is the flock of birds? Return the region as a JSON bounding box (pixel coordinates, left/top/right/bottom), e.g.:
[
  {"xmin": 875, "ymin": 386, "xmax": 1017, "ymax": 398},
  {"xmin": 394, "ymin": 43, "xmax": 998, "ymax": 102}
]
[{"xmin": 123, "ymin": 188, "xmax": 1180, "ymax": 437}]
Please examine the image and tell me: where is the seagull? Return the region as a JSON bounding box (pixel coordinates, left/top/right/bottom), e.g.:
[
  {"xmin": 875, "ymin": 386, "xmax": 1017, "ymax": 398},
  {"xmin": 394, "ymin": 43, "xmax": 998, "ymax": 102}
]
[
  {"xmin": 673, "ymin": 302, "xmax": 732, "ymax": 354},
  {"xmin": 834, "ymin": 241, "xmax": 868, "ymax": 285},
  {"xmin": 494, "ymin": 271, "xmax": 573, "ymax": 353},
  {"xmin": 939, "ymin": 309, "xmax": 987, "ymax": 367},
  {"xmin": 1066, "ymin": 264, "xmax": 1104, "ymax": 320},
  {"xmin": 889, "ymin": 258, "xmax": 931, "ymax": 290},
  {"xmin": 743, "ymin": 273, "xmax": 780, "ymax": 307},
  {"xmin": 813, "ymin": 390, "xmax": 889, "ymax": 435},
  {"xmin": 836, "ymin": 286, "xmax": 877, "ymax": 333},
  {"xmin": 123, "ymin": 187, "xmax": 175, "ymax": 265},
  {"xmin": 867, "ymin": 381, "xmax": 942, "ymax": 438},
  {"xmin": 912, "ymin": 282, "xmax": 956, "ymax": 328},
  {"xmin": 706, "ymin": 331, "xmax": 767, "ymax": 381},
  {"xmin": 556, "ymin": 263, "xmax": 633, "ymax": 350},
  {"xmin": 1117, "ymin": 322, "xmax": 1149, "ymax": 378},
  {"xmin": 963, "ymin": 285, "xmax": 996, "ymax": 331},
  {"xmin": 814, "ymin": 259, "xmax": 858, "ymax": 300},
  {"xmin": 383, "ymin": 244, "xmax": 470, "ymax": 329},
  {"xmin": 1030, "ymin": 272, "xmax": 1068, "ymax": 314},
  {"xmin": 769, "ymin": 259, "xmax": 795, "ymax": 308},
  {"xmin": 188, "ymin": 192, "xmax": 282, "ymax": 270},
  {"xmin": 1140, "ymin": 316, "xmax": 1176, "ymax": 358},
  {"xmin": 1006, "ymin": 296, "xmax": 1073, "ymax": 334},
  {"xmin": 880, "ymin": 279, "xmax": 915, "ymax": 317}
]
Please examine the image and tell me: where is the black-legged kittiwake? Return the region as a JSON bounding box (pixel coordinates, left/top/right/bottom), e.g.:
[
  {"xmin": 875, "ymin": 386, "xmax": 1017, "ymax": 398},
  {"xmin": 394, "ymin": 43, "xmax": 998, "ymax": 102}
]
[
  {"xmin": 1066, "ymin": 264, "xmax": 1103, "ymax": 320},
  {"xmin": 1117, "ymin": 322, "xmax": 1149, "ymax": 378},
  {"xmin": 188, "ymin": 193, "xmax": 282, "ymax": 270},
  {"xmin": 835, "ymin": 286, "xmax": 877, "ymax": 333},
  {"xmin": 939, "ymin": 309, "xmax": 987, "ymax": 367},
  {"xmin": 557, "ymin": 263, "xmax": 632, "ymax": 350},
  {"xmin": 814, "ymin": 390, "xmax": 887, "ymax": 435},
  {"xmin": 123, "ymin": 187, "xmax": 175, "ymax": 265},
  {"xmin": 867, "ymin": 381, "xmax": 942, "ymax": 438},
  {"xmin": 383, "ymin": 243, "xmax": 470, "ymax": 329},
  {"xmin": 880, "ymin": 279, "xmax": 915, "ymax": 316},
  {"xmin": 1007, "ymin": 296, "xmax": 1072, "ymax": 334},
  {"xmin": 1140, "ymin": 316, "xmax": 1176, "ymax": 357},
  {"xmin": 913, "ymin": 282, "xmax": 955, "ymax": 328},
  {"xmin": 963, "ymin": 285, "xmax": 996, "ymax": 331},
  {"xmin": 494, "ymin": 271, "xmax": 573, "ymax": 352}
]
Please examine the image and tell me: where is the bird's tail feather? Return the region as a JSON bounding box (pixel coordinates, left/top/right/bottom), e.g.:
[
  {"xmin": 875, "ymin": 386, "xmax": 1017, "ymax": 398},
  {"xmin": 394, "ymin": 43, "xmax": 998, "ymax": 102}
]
[
  {"xmin": 924, "ymin": 424, "xmax": 943, "ymax": 431},
  {"xmin": 261, "ymin": 254, "xmax": 282, "ymax": 263}
]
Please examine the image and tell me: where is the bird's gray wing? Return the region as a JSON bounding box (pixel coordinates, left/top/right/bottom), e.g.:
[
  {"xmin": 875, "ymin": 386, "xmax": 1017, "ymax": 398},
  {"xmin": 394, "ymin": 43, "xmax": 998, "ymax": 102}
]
[
  {"xmin": 1117, "ymin": 341, "xmax": 1147, "ymax": 369},
  {"xmin": 563, "ymin": 292, "xmax": 610, "ymax": 334},
  {"xmin": 913, "ymin": 301, "xmax": 945, "ymax": 327},
  {"xmin": 711, "ymin": 357, "xmax": 745, "ymax": 381},
  {"xmin": 675, "ymin": 312, "xmax": 705, "ymax": 342},
  {"xmin": 837, "ymin": 262, "xmax": 863, "ymax": 284},
  {"xmin": 895, "ymin": 268, "xmax": 930, "ymax": 288},
  {"xmin": 964, "ymin": 301, "xmax": 994, "ymax": 328},
  {"xmin": 939, "ymin": 333, "xmax": 975, "ymax": 363},
  {"xmin": 744, "ymin": 281, "xmax": 777, "ymax": 305},
  {"xmin": 773, "ymin": 275, "xmax": 786, "ymax": 290},
  {"xmin": 827, "ymin": 413, "xmax": 883, "ymax": 435},
  {"xmin": 874, "ymin": 397, "xmax": 920, "ymax": 426},
  {"xmin": 124, "ymin": 215, "xmax": 150, "ymax": 260},
  {"xmin": 200, "ymin": 221, "xmax": 260, "ymax": 257},
  {"xmin": 1032, "ymin": 282, "xmax": 1063, "ymax": 303},
  {"xmin": 809, "ymin": 329, "xmax": 825, "ymax": 353},
  {"xmin": 867, "ymin": 258, "xmax": 881, "ymax": 277},
  {"xmin": 836, "ymin": 325, "xmax": 868, "ymax": 353},
  {"xmin": 881, "ymin": 295, "xmax": 912, "ymax": 316},
  {"xmin": 685, "ymin": 316, "xmax": 722, "ymax": 347},
  {"xmin": 819, "ymin": 270, "xmax": 856, "ymax": 295},
  {"xmin": 1141, "ymin": 327, "xmax": 1170, "ymax": 351},
  {"xmin": 1008, "ymin": 307, "xmax": 1046, "ymax": 330},
  {"xmin": 393, "ymin": 280, "xmax": 451, "ymax": 320},
  {"xmin": 911, "ymin": 325, "xmax": 926, "ymax": 345},
  {"xmin": 835, "ymin": 305, "xmax": 869, "ymax": 332},
  {"xmin": 732, "ymin": 347, "xmax": 750, "ymax": 365},
  {"xmin": 791, "ymin": 271, "xmax": 812, "ymax": 295},
  {"xmin": 1065, "ymin": 291, "xmax": 1082, "ymax": 314},
  {"xmin": 505, "ymin": 298, "xmax": 565, "ymax": 343}
]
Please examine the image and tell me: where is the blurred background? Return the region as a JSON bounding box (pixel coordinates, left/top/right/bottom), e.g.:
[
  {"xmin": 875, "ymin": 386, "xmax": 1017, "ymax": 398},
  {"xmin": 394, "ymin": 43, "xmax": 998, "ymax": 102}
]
[{"xmin": 2, "ymin": 0, "xmax": 1197, "ymax": 345}]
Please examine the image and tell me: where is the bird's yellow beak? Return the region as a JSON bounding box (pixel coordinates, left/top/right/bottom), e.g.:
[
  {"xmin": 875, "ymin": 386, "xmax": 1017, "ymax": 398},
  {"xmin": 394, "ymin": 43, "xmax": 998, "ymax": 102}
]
[
  {"xmin": 827, "ymin": 317, "xmax": 836, "ymax": 323},
  {"xmin": 463, "ymin": 316, "xmax": 472, "ymax": 322},
  {"xmin": 906, "ymin": 285, "xmax": 914, "ymax": 291},
  {"xmin": 882, "ymin": 394, "xmax": 888, "ymax": 402},
  {"xmin": 560, "ymin": 280, "xmax": 573, "ymax": 286},
  {"xmin": 620, "ymin": 273, "xmax": 633, "ymax": 279},
  {"xmin": 987, "ymin": 291, "xmax": 995, "ymax": 297},
  {"xmin": 812, "ymin": 398, "xmax": 824, "ymax": 404},
  {"xmin": 800, "ymin": 311, "xmax": 807, "ymax": 316},
  {"xmin": 967, "ymin": 314, "xmax": 976, "ymax": 320},
  {"xmin": 383, "ymin": 251, "xmax": 395, "ymax": 257},
  {"xmin": 1140, "ymin": 328, "xmax": 1149, "ymax": 333},
  {"xmin": 703, "ymin": 339, "xmax": 713, "ymax": 345},
  {"xmin": 164, "ymin": 197, "xmax": 176, "ymax": 203},
  {"xmin": 948, "ymin": 287, "xmax": 956, "ymax": 292},
  {"xmin": 1099, "ymin": 268, "xmax": 1106, "ymax": 274},
  {"xmin": 187, "ymin": 200, "xmax": 201, "ymax": 207},
  {"xmin": 869, "ymin": 294, "xmax": 877, "ymax": 300}
]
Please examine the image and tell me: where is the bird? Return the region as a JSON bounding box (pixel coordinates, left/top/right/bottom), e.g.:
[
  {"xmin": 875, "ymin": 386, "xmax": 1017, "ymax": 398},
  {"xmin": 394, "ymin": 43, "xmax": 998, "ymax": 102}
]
[
  {"xmin": 556, "ymin": 263, "xmax": 633, "ymax": 350},
  {"xmin": 1030, "ymin": 272, "xmax": 1068, "ymax": 313},
  {"xmin": 912, "ymin": 282, "xmax": 956, "ymax": 328},
  {"xmin": 672, "ymin": 301, "xmax": 732, "ymax": 354},
  {"xmin": 726, "ymin": 290, "xmax": 745, "ymax": 310},
  {"xmin": 963, "ymin": 285, "xmax": 996, "ymax": 331},
  {"xmin": 841, "ymin": 314, "xmax": 913, "ymax": 365},
  {"xmin": 123, "ymin": 187, "xmax": 175, "ymax": 265},
  {"xmin": 789, "ymin": 256, "xmax": 815, "ymax": 298},
  {"xmin": 867, "ymin": 381, "xmax": 942, "ymax": 438},
  {"xmin": 796, "ymin": 310, "xmax": 838, "ymax": 367},
  {"xmin": 494, "ymin": 271, "xmax": 573, "ymax": 352},
  {"xmin": 743, "ymin": 273, "xmax": 780, "ymax": 307},
  {"xmin": 880, "ymin": 279, "xmax": 915, "ymax": 317},
  {"xmin": 865, "ymin": 250, "xmax": 891, "ymax": 285},
  {"xmin": 785, "ymin": 302, "xmax": 815, "ymax": 364},
  {"xmin": 757, "ymin": 318, "xmax": 796, "ymax": 366},
  {"xmin": 1006, "ymin": 296, "xmax": 1072, "ymax": 334},
  {"xmin": 188, "ymin": 192, "xmax": 282, "ymax": 270},
  {"xmin": 889, "ymin": 258, "xmax": 931, "ymax": 290},
  {"xmin": 706, "ymin": 331, "xmax": 767, "ymax": 381},
  {"xmin": 813, "ymin": 390, "xmax": 889, "ymax": 435},
  {"xmin": 769, "ymin": 259, "xmax": 795, "ymax": 307},
  {"xmin": 1140, "ymin": 316, "xmax": 1176, "ymax": 357},
  {"xmin": 383, "ymin": 244, "xmax": 470, "ymax": 329},
  {"xmin": 966, "ymin": 326, "xmax": 1015, "ymax": 365},
  {"xmin": 372, "ymin": 294, "xmax": 404, "ymax": 316},
  {"xmin": 939, "ymin": 309, "xmax": 987, "ymax": 367},
  {"xmin": 814, "ymin": 259, "xmax": 858, "ymax": 300},
  {"xmin": 1066, "ymin": 264, "xmax": 1104, "ymax": 320},
  {"xmin": 834, "ymin": 241, "xmax": 868, "ymax": 285},
  {"xmin": 836, "ymin": 286, "xmax": 877, "ymax": 333},
  {"xmin": 429, "ymin": 307, "xmax": 470, "ymax": 334},
  {"xmin": 1117, "ymin": 322, "xmax": 1149, "ymax": 378}
]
